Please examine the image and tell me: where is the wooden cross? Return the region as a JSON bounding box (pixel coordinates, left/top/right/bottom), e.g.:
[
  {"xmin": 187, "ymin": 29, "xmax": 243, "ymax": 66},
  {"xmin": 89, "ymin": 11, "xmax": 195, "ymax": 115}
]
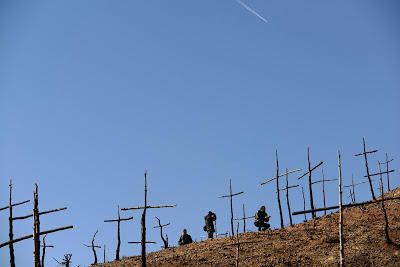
[
  {"xmin": 41, "ymin": 235, "xmax": 54, "ymax": 267},
  {"xmin": 218, "ymin": 178, "xmax": 244, "ymax": 237},
  {"xmin": 83, "ymin": 230, "xmax": 101, "ymax": 265},
  {"xmin": 104, "ymin": 206, "xmax": 133, "ymax": 261},
  {"xmin": 278, "ymin": 168, "xmax": 301, "ymax": 226},
  {"xmin": 261, "ymin": 151, "xmax": 302, "ymax": 228},
  {"xmin": 153, "ymin": 217, "xmax": 170, "ymax": 248},
  {"xmin": 378, "ymin": 161, "xmax": 394, "ymax": 244},
  {"xmin": 379, "ymin": 153, "xmax": 395, "ymax": 192},
  {"xmin": 311, "ymin": 169, "xmax": 337, "ymax": 215},
  {"xmin": 233, "ymin": 204, "xmax": 254, "ymax": 233},
  {"xmin": 354, "ymin": 138, "xmax": 379, "ymax": 200},
  {"xmin": 297, "ymin": 147, "xmax": 324, "ymax": 219},
  {"xmin": 121, "ymin": 170, "xmax": 176, "ymax": 267},
  {"xmin": 0, "ymin": 180, "xmax": 30, "ymax": 267},
  {"xmin": 0, "ymin": 184, "xmax": 73, "ymax": 267}
]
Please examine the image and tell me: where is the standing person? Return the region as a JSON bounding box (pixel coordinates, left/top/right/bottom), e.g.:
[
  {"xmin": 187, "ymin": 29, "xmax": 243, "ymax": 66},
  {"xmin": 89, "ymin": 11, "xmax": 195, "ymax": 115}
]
[
  {"xmin": 204, "ymin": 211, "xmax": 217, "ymax": 239},
  {"xmin": 178, "ymin": 229, "xmax": 193, "ymax": 246},
  {"xmin": 254, "ymin": 206, "xmax": 271, "ymax": 231}
]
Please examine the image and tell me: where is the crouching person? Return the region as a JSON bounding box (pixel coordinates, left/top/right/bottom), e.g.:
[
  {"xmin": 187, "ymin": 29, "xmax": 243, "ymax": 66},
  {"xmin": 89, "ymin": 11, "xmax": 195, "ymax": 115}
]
[
  {"xmin": 178, "ymin": 229, "xmax": 193, "ymax": 246},
  {"xmin": 254, "ymin": 205, "xmax": 271, "ymax": 231}
]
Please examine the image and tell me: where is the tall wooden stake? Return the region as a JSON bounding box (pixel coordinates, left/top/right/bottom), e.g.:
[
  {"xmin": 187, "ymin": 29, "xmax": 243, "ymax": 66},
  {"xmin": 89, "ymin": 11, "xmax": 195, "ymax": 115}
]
[
  {"xmin": 297, "ymin": 148, "xmax": 323, "ymax": 219},
  {"xmin": 379, "ymin": 153, "xmax": 394, "ymax": 192},
  {"xmin": 104, "ymin": 206, "xmax": 133, "ymax": 261},
  {"xmin": 322, "ymin": 169, "xmax": 326, "ymax": 215},
  {"xmin": 41, "ymin": 235, "xmax": 54, "ymax": 267},
  {"xmin": 121, "ymin": 170, "xmax": 176, "ymax": 267},
  {"xmin": 355, "ymin": 138, "xmax": 378, "ymax": 200},
  {"xmin": 219, "ymin": 179, "xmax": 244, "ymax": 237},
  {"xmin": 275, "ymin": 150, "xmax": 284, "ymax": 228},
  {"xmin": 378, "ymin": 161, "xmax": 392, "ymax": 244},
  {"xmin": 84, "ymin": 230, "xmax": 101, "ymax": 265},
  {"xmin": 301, "ymin": 186, "xmax": 307, "ymax": 222},
  {"xmin": 1, "ymin": 183, "xmax": 73, "ymax": 267},
  {"xmin": 9, "ymin": 180, "xmax": 16, "ymax": 267},
  {"xmin": 308, "ymin": 148, "xmax": 315, "ymax": 219},
  {"xmin": 338, "ymin": 151, "xmax": 344, "ymax": 267},
  {"xmin": 33, "ymin": 184, "xmax": 41, "ymax": 267}
]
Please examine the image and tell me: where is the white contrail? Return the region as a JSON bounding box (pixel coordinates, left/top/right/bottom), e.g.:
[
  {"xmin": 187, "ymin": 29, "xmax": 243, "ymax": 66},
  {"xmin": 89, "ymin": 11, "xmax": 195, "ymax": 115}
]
[{"xmin": 236, "ymin": 0, "xmax": 268, "ymax": 23}]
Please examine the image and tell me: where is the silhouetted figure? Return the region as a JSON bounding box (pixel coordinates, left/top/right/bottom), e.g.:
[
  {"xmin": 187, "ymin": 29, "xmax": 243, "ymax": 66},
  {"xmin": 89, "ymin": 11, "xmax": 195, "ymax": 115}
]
[
  {"xmin": 178, "ymin": 229, "xmax": 193, "ymax": 246},
  {"xmin": 204, "ymin": 211, "xmax": 217, "ymax": 238},
  {"xmin": 254, "ymin": 206, "xmax": 270, "ymax": 231}
]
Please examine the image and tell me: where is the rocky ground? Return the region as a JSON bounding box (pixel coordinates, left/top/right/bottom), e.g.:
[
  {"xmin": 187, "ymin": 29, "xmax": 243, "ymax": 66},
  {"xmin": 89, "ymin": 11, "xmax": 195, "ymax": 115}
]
[{"xmin": 98, "ymin": 188, "xmax": 400, "ymax": 266}]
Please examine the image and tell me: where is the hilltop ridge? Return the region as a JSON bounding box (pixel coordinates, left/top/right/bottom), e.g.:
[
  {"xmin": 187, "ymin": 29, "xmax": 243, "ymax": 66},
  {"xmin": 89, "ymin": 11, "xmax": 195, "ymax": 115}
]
[{"xmin": 99, "ymin": 188, "xmax": 400, "ymax": 266}]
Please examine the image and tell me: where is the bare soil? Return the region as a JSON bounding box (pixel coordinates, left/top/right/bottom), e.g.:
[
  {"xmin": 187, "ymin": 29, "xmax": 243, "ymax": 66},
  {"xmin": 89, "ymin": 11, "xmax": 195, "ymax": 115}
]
[{"xmin": 99, "ymin": 188, "xmax": 400, "ymax": 266}]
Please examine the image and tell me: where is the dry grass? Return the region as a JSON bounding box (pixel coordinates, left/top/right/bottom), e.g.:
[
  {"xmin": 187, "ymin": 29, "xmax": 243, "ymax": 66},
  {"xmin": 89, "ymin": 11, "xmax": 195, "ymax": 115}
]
[{"xmin": 98, "ymin": 188, "xmax": 400, "ymax": 266}]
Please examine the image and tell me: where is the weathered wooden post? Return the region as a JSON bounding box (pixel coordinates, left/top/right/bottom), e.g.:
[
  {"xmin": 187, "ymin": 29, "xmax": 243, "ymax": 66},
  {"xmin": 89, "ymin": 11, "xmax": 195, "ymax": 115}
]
[
  {"xmin": 233, "ymin": 204, "xmax": 254, "ymax": 233},
  {"xmin": 355, "ymin": 138, "xmax": 378, "ymax": 200},
  {"xmin": 311, "ymin": 173, "xmax": 337, "ymax": 216},
  {"xmin": 104, "ymin": 206, "xmax": 133, "ymax": 261},
  {"xmin": 41, "ymin": 235, "xmax": 54, "ymax": 267},
  {"xmin": 33, "ymin": 184, "xmax": 41, "ymax": 267},
  {"xmin": 84, "ymin": 230, "xmax": 101, "ymax": 265},
  {"xmin": 298, "ymin": 147, "xmax": 324, "ymax": 219},
  {"xmin": 218, "ymin": 179, "xmax": 244, "ymax": 237},
  {"xmin": 301, "ymin": 186, "xmax": 307, "ymax": 222},
  {"xmin": 261, "ymin": 159, "xmax": 301, "ymax": 228},
  {"xmin": 121, "ymin": 170, "xmax": 176, "ymax": 267},
  {"xmin": 2, "ymin": 181, "xmax": 31, "ymax": 267},
  {"xmin": 154, "ymin": 217, "xmax": 170, "ymax": 248},
  {"xmin": 378, "ymin": 161, "xmax": 392, "ymax": 244},
  {"xmin": 280, "ymin": 168, "xmax": 301, "ymax": 226},
  {"xmin": 379, "ymin": 153, "xmax": 394, "ymax": 192},
  {"xmin": 338, "ymin": 151, "xmax": 344, "ymax": 267},
  {"xmin": 0, "ymin": 183, "xmax": 73, "ymax": 267}
]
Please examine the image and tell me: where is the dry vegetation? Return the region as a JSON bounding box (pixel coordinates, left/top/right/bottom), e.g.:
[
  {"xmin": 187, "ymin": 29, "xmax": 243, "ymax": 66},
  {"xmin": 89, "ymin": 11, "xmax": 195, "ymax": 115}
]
[{"xmin": 99, "ymin": 188, "xmax": 400, "ymax": 267}]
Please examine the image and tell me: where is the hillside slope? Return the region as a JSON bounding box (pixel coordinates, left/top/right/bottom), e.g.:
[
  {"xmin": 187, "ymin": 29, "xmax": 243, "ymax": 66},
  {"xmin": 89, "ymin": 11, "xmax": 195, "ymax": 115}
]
[{"xmin": 100, "ymin": 188, "xmax": 400, "ymax": 266}]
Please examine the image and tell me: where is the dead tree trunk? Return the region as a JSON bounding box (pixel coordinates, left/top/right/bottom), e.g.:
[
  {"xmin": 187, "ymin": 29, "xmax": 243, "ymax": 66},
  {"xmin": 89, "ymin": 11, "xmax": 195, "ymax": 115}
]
[
  {"xmin": 297, "ymin": 148, "xmax": 323, "ymax": 219},
  {"xmin": 235, "ymin": 223, "xmax": 240, "ymax": 267},
  {"xmin": 378, "ymin": 162, "xmax": 392, "ymax": 244},
  {"xmin": 355, "ymin": 138, "xmax": 377, "ymax": 200},
  {"xmin": 8, "ymin": 181, "xmax": 16, "ymax": 267},
  {"xmin": 120, "ymin": 170, "xmax": 176, "ymax": 267},
  {"xmin": 308, "ymin": 148, "xmax": 316, "ymax": 219},
  {"xmin": 229, "ymin": 179, "xmax": 234, "ymax": 236},
  {"xmin": 154, "ymin": 217, "xmax": 170, "ymax": 248},
  {"xmin": 104, "ymin": 206, "xmax": 133, "ymax": 261},
  {"xmin": 141, "ymin": 171, "xmax": 148, "ymax": 267},
  {"xmin": 301, "ymin": 186, "xmax": 307, "ymax": 222},
  {"xmin": 322, "ymin": 169, "xmax": 327, "ymax": 215},
  {"xmin": 338, "ymin": 151, "xmax": 344, "ymax": 267},
  {"xmin": 242, "ymin": 204, "xmax": 246, "ymax": 233},
  {"xmin": 275, "ymin": 150, "xmax": 284, "ymax": 228},
  {"xmin": 84, "ymin": 230, "xmax": 101, "ymax": 265},
  {"xmin": 41, "ymin": 235, "xmax": 54, "ymax": 267},
  {"xmin": 33, "ymin": 184, "xmax": 42, "ymax": 267},
  {"xmin": 219, "ymin": 179, "xmax": 244, "ymax": 238},
  {"xmin": 285, "ymin": 169, "xmax": 292, "ymax": 226}
]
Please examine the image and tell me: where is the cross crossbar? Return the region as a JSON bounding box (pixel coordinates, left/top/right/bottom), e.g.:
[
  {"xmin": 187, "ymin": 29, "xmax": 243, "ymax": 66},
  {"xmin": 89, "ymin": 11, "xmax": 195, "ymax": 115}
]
[{"xmin": 297, "ymin": 161, "xmax": 324, "ymax": 180}]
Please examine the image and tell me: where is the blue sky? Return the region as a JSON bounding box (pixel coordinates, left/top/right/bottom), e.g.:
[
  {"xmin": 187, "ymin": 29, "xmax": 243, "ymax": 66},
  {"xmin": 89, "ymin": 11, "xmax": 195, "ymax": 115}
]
[{"xmin": 1, "ymin": 0, "xmax": 399, "ymax": 266}]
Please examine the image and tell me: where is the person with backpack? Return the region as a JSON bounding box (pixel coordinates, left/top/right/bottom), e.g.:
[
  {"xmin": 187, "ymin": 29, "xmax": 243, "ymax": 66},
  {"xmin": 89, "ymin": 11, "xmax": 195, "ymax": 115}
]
[{"xmin": 204, "ymin": 211, "xmax": 217, "ymax": 239}]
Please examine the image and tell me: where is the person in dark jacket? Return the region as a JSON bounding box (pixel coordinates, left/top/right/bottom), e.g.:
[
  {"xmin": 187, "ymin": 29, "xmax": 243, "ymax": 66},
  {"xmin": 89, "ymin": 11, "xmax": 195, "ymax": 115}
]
[
  {"xmin": 254, "ymin": 205, "xmax": 270, "ymax": 231},
  {"xmin": 178, "ymin": 229, "xmax": 193, "ymax": 245},
  {"xmin": 204, "ymin": 211, "xmax": 217, "ymax": 239}
]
